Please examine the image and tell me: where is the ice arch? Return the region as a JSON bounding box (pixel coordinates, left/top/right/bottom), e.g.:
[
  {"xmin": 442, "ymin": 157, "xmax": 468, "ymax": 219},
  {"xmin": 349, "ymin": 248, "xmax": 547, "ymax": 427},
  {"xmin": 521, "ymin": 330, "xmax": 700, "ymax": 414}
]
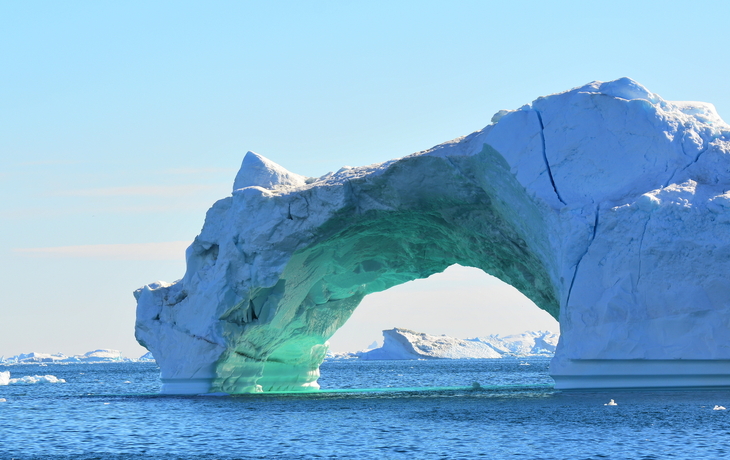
[{"xmin": 135, "ymin": 78, "xmax": 730, "ymax": 393}]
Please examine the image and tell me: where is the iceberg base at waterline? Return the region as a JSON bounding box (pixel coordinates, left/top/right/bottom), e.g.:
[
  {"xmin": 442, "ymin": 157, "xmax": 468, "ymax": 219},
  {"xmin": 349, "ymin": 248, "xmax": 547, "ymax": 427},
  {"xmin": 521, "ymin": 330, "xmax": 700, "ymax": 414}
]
[{"xmin": 551, "ymin": 359, "xmax": 730, "ymax": 389}]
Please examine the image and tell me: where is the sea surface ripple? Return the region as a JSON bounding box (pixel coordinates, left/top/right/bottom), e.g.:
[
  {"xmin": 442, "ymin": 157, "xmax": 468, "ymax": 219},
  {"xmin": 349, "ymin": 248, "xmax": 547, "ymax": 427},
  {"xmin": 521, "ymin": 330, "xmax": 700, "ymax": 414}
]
[{"xmin": 1, "ymin": 358, "xmax": 729, "ymax": 459}]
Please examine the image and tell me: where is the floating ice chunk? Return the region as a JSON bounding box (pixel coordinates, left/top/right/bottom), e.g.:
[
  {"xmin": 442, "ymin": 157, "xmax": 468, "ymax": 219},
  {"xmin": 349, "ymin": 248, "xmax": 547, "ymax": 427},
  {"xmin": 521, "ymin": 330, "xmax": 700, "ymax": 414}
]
[
  {"xmin": 713, "ymin": 405, "xmax": 726, "ymax": 410},
  {"xmin": 9, "ymin": 375, "xmax": 66, "ymax": 384},
  {"xmin": 604, "ymin": 399, "xmax": 618, "ymax": 406},
  {"xmin": 0, "ymin": 371, "xmax": 9, "ymax": 385},
  {"xmin": 0, "ymin": 398, "xmax": 6, "ymax": 402}
]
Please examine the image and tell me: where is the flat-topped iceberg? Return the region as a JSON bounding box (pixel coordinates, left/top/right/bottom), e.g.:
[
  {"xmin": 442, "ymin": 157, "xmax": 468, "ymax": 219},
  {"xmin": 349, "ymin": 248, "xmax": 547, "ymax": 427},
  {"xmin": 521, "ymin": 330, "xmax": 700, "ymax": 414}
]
[{"xmin": 135, "ymin": 78, "xmax": 730, "ymax": 393}]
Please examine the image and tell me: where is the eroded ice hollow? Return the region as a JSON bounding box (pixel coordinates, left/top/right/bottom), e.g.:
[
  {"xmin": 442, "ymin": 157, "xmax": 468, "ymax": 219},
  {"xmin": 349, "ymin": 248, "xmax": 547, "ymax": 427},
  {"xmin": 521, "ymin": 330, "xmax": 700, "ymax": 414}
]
[{"xmin": 135, "ymin": 78, "xmax": 730, "ymax": 393}]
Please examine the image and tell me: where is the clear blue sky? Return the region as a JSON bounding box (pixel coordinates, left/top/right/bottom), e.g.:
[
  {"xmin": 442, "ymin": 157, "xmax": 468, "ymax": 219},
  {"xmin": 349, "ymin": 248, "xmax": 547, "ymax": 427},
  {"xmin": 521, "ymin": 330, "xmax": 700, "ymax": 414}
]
[{"xmin": 1, "ymin": 1, "xmax": 728, "ymax": 357}]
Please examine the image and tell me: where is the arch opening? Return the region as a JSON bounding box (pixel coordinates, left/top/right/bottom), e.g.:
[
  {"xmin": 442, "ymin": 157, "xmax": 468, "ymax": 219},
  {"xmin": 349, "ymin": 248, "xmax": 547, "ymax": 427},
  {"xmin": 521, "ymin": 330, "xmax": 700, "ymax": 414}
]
[{"xmin": 327, "ymin": 264, "xmax": 560, "ymax": 354}]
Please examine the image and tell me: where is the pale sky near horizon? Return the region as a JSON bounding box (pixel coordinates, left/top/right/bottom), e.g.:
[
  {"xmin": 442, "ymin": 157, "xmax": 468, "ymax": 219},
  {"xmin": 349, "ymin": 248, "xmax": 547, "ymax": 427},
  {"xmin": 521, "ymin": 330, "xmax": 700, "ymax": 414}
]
[{"xmin": 2, "ymin": 1, "xmax": 729, "ymax": 358}]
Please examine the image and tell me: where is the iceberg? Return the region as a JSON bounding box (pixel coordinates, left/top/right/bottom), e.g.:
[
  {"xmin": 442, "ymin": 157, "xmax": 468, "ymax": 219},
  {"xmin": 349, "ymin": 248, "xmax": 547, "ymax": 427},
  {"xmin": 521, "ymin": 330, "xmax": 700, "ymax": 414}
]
[
  {"xmin": 8, "ymin": 374, "xmax": 66, "ymax": 384},
  {"xmin": 0, "ymin": 371, "xmax": 66, "ymax": 385},
  {"xmin": 138, "ymin": 352, "xmax": 156, "ymax": 362},
  {"xmin": 360, "ymin": 328, "xmax": 503, "ymax": 359},
  {"xmin": 3, "ymin": 352, "xmax": 70, "ymax": 363},
  {"xmin": 355, "ymin": 328, "xmax": 557, "ymax": 360},
  {"xmin": 474, "ymin": 331, "xmax": 559, "ymax": 356},
  {"xmin": 135, "ymin": 78, "xmax": 730, "ymax": 393},
  {"xmin": 1, "ymin": 349, "xmax": 132, "ymax": 364},
  {"xmin": 76, "ymin": 349, "xmax": 126, "ymax": 362}
]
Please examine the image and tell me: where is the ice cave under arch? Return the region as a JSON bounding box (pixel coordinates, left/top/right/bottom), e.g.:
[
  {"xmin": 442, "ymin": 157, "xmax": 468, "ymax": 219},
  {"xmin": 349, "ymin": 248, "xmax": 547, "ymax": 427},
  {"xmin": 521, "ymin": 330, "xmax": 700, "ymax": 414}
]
[{"xmin": 135, "ymin": 78, "xmax": 730, "ymax": 393}]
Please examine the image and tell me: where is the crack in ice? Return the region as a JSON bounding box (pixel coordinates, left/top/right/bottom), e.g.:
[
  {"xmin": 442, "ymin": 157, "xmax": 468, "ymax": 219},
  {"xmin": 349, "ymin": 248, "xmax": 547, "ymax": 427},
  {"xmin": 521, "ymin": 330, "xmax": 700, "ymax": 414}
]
[
  {"xmin": 534, "ymin": 110, "xmax": 567, "ymax": 206},
  {"xmin": 636, "ymin": 214, "xmax": 651, "ymax": 288},
  {"xmin": 565, "ymin": 206, "xmax": 599, "ymax": 307}
]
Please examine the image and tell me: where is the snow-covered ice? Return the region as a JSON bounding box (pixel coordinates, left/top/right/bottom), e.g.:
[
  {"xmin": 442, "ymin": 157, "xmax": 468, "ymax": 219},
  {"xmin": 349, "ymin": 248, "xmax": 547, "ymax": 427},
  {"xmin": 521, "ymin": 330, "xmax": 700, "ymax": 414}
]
[
  {"xmin": 1, "ymin": 349, "xmax": 134, "ymax": 364},
  {"xmin": 360, "ymin": 328, "xmax": 503, "ymax": 360},
  {"xmin": 0, "ymin": 371, "xmax": 66, "ymax": 385},
  {"xmin": 9, "ymin": 375, "xmax": 66, "ymax": 384},
  {"xmin": 135, "ymin": 77, "xmax": 730, "ymax": 393},
  {"xmin": 77, "ymin": 349, "xmax": 126, "ymax": 362},
  {"xmin": 343, "ymin": 329, "xmax": 557, "ymax": 360}
]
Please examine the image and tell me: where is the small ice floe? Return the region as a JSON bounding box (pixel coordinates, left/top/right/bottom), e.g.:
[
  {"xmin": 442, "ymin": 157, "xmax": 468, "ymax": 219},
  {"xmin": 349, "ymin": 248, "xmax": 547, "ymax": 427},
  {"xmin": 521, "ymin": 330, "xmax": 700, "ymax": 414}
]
[
  {"xmin": 519, "ymin": 362, "xmax": 530, "ymax": 366},
  {"xmin": 604, "ymin": 399, "xmax": 618, "ymax": 406},
  {"xmin": 0, "ymin": 398, "xmax": 6, "ymax": 402},
  {"xmin": 713, "ymin": 405, "xmax": 726, "ymax": 411},
  {"xmin": 0, "ymin": 371, "xmax": 9, "ymax": 386},
  {"xmin": 9, "ymin": 375, "xmax": 66, "ymax": 384}
]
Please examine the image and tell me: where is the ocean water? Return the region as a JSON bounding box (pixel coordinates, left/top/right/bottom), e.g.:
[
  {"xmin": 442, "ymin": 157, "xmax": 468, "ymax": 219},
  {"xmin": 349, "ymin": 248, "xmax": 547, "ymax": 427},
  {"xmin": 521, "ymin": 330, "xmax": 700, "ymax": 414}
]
[{"xmin": 1, "ymin": 358, "xmax": 729, "ymax": 459}]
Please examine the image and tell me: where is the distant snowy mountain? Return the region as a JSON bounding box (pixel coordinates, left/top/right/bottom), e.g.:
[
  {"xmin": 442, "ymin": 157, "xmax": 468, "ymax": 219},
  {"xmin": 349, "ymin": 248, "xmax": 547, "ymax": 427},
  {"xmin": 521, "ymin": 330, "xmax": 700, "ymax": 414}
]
[
  {"xmin": 0, "ymin": 349, "xmax": 150, "ymax": 364},
  {"xmin": 328, "ymin": 329, "xmax": 558, "ymax": 360}
]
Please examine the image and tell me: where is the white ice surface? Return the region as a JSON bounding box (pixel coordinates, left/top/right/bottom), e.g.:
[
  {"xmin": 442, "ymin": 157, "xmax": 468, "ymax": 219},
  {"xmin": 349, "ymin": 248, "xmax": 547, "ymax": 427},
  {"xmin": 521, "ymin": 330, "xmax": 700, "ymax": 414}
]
[
  {"xmin": 1, "ymin": 349, "xmax": 132, "ymax": 364},
  {"xmin": 356, "ymin": 329, "xmax": 557, "ymax": 360},
  {"xmin": 0, "ymin": 372, "xmax": 66, "ymax": 384}
]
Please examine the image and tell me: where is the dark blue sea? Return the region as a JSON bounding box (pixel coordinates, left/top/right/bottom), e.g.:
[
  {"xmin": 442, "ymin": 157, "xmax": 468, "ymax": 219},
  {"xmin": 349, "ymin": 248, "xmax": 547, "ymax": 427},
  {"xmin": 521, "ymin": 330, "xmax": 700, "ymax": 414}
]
[{"xmin": 2, "ymin": 358, "xmax": 729, "ymax": 459}]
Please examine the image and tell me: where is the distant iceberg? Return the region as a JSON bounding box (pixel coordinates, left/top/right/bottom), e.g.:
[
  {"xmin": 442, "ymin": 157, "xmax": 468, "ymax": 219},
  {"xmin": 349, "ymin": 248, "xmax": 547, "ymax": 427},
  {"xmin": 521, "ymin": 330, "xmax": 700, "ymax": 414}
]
[
  {"xmin": 328, "ymin": 329, "xmax": 558, "ymax": 360},
  {"xmin": 1, "ymin": 349, "xmax": 135, "ymax": 364},
  {"xmin": 470, "ymin": 331, "xmax": 559, "ymax": 356},
  {"xmin": 138, "ymin": 352, "xmax": 156, "ymax": 362},
  {"xmin": 77, "ymin": 349, "xmax": 126, "ymax": 362}
]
